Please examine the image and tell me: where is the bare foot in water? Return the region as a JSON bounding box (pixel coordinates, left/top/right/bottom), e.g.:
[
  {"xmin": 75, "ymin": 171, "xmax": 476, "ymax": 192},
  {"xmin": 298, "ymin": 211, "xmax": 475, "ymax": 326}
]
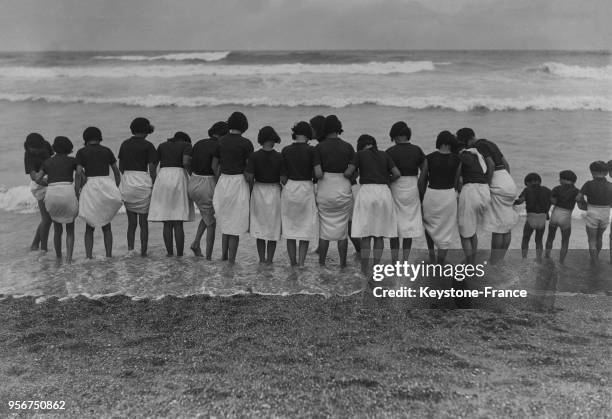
[{"xmin": 190, "ymin": 245, "xmax": 203, "ymax": 257}]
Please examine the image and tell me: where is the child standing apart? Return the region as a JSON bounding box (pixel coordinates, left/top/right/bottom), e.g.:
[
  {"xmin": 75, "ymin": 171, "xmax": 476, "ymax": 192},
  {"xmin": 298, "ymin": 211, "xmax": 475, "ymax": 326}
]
[
  {"xmin": 576, "ymin": 161, "xmax": 612, "ymax": 266},
  {"xmin": 544, "ymin": 170, "xmax": 579, "ymax": 264},
  {"xmin": 515, "ymin": 173, "xmax": 551, "ymax": 261}
]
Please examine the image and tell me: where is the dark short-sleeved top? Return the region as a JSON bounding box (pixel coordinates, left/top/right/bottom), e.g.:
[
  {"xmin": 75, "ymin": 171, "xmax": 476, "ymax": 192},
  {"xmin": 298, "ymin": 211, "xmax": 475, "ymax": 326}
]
[
  {"xmin": 580, "ymin": 178, "xmax": 612, "ymax": 206},
  {"xmin": 281, "ymin": 142, "xmax": 315, "ymax": 181},
  {"xmin": 352, "ymin": 149, "xmax": 396, "ymax": 185},
  {"xmin": 460, "ymin": 151, "xmax": 488, "ymax": 184},
  {"xmin": 42, "ymin": 154, "xmax": 77, "ymax": 183},
  {"xmin": 474, "ymin": 139, "xmax": 505, "ymax": 169},
  {"xmin": 191, "ymin": 138, "xmax": 220, "ymax": 176},
  {"xmin": 118, "ymin": 136, "xmax": 157, "ymax": 172},
  {"xmin": 245, "ymin": 149, "xmax": 282, "ymax": 183},
  {"xmin": 551, "ymin": 184, "xmax": 579, "ymax": 211},
  {"xmin": 313, "ymin": 137, "xmax": 355, "ymax": 173},
  {"xmin": 426, "ymin": 151, "xmax": 461, "ymax": 189},
  {"xmin": 385, "ymin": 143, "xmax": 424, "ymax": 176},
  {"xmin": 157, "ymin": 140, "xmax": 192, "ymax": 168},
  {"xmin": 24, "ymin": 141, "xmax": 53, "ymax": 174},
  {"xmin": 519, "ymin": 185, "xmax": 552, "ymax": 214},
  {"xmin": 75, "ymin": 144, "xmax": 117, "ymax": 177},
  {"xmin": 215, "ymin": 133, "xmax": 254, "ymax": 175}
]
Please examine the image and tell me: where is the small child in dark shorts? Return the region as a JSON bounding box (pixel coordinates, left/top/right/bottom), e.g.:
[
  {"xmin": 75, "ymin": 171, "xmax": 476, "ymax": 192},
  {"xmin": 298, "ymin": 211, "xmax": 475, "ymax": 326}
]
[
  {"xmin": 544, "ymin": 170, "xmax": 579, "ymax": 264},
  {"xmin": 576, "ymin": 161, "xmax": 612, "ymax": 266},
  {"xmin": 514, "ymin": 173, "xmax": 552, "ymax": 260}
]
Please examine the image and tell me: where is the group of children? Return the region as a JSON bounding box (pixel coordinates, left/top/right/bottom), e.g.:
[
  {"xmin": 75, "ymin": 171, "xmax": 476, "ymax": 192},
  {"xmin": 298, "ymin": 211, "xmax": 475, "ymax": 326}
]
[
  {"xmin": 23, "ymin": 112, "xmax": 612, "ymax": 270},
  {"xmin": 516, "ymin": 161, "xmax": 612, "ymax": 266}
]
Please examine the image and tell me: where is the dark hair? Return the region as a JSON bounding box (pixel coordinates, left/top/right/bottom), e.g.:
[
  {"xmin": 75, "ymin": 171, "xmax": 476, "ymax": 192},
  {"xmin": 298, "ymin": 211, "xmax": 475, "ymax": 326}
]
[
  {"xmin": 357, "ymin": 134, "xmax": 377, "ymax": 152},
  {"xmin": 608, "ymin": 160, "xmax": 612, "ymax": 172},
  {"xmin": 208, "ymin": 121, "xmax": 228, "ymax": 138},
  {"xmin": 169, "ymin": 131, "xmax": 191, "ymax": 144},
  {"xmin": 83, "ymin": 126, "xmax": 102, "ymax": 143},
  {"xmin": 257, "ymin": 126, "xmax": 281, "ymax": 145},
  {"xmin": 292, "ymin": 121, "xmax": 312, "ymax": 140},
  {"xmin": 524, "ymin": 172, "xmax": 542, "ymax": 185},
  {"xmin": 389, "ymin": 121, "xmax": 411, "ymax": 140},
  {"xmin": 436, "ymin": 131, "xmax": 456, "ymax": 149},
  {"xmin": 130, "ymin": 117, "xmax": 154, "ymax": 135},
  {"xmin": 589, "ymin": 160, "xmax": 608, "ymax": 173},
  {"xmin": 52, "ymin": 136, "xmax": 73, "ymax": 154},
  {"xmin": 559, "ymin": 170, "xmax": 577, "ymax": 183},
  {"xmin": 456, "ymin": 128, "xmax": 476, "ymax": 145},
  {"xmin": 227, "ymin": 111, "xmax": 248, "ymax": 132},
  {"xmin": 24, "ymin": 132, "xmax": 46, "ymax": 150},
  {"xmin": 323, "ymin": 115, "xmax": 343, "ymax": 136},
  {"xmin": 309, "ymin": 115, "xmax": 326, "ymax": 141}
]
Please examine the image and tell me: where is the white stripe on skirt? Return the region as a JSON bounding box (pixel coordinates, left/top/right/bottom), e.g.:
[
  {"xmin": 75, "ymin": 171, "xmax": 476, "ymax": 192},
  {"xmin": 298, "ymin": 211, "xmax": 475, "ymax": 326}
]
[
  {"xmin": 120, "ymin": 170, "xmax": 152, "ymax": 214},
  {"xmin": 423, "ymin": 188, "xmax": 458, "ymax": 249},
  {"xmin": 212, "ymin": 174, "xmax": 250, "ymax": 235},
  {"xmin": 315, "ymin": 172, "xmax": 353, "ymax": 241},
  {"xmin": 149, "ymin": 167, "xmax": 194, "ymax": 222},
  {"xmin": 281, "ymin": 180, "xmax": 318, "ymax": 241},
  {"xmin": 45, "ymin": 182, "xmax": 78, "ymax": 223},
  {"xmin": 79, "ymin": 176, "xmax": 122, "ymax": 227},
  {"xmin": 351, "ymin": 183, "xmax": 397, "ymax": 238},
  {"xmin": 390, "ymin": 176, "xmax": 424, "ymax": 238},
  {"xmin": 250, "ymin": 182, "xmax": 282, "ymax": 241}
]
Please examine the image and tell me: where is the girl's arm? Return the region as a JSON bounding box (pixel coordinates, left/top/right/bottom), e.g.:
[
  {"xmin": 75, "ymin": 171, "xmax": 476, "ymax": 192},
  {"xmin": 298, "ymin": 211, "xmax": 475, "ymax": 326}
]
[{"xmin": 111, "ymin": 163, "xmax": 121, "ymax": 187}]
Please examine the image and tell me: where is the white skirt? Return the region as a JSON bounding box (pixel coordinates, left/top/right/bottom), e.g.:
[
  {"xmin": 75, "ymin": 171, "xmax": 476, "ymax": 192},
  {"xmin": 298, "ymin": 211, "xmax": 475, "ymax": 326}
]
[
  {"xmin": 458, "ymin": 183, "xmax": 491, "ymax": 238},
  {"xmin": 584, "ymin": 205, "xmax": 610, "ymax": 230},
  {"xmin": 212, "ymin": 174, "xmax": 250, "ymax": 235},
  {"xmin": 149, "ymin": 167, "xmax": 194, "ymax": 222},
  {"xmin": 423, "ymin": 188, "xmax": 458, "ymax": 249},
  {"xmin": 188, "ymin": 174, "xmax": 216, "ymax": 226},
  {"xmin": 79, "ymin": 176, "xmax": 122, "ymax": 227},
  {"xmin": 390, "ymin": 176, "xmax": 424, "ymax": 238},
  {"xmin": 250, "ymin": 182, "xmax": 282, "ymax": 241},
  {"xmin": 483, "ymin": 169, "xmax": 519, "ymax": 234},
  {"xmin": 316, "ymin": 173, "xmax": 353, "ymax": 241},
  {"xmin": 281, "ymin": 180, "xmax": 318, "ymax": 241},
  {"xmin": 119, "ymin": 170, "xmax": 152, "ymax": 214},
  {"xmin": 549, "ymin": 206, "xmax": 572, "ymax": 230},
  {"xmin": 30, "ymin": 180, "xmax": 46, "ymax": 201},
  {"xmin": 351, "ymin": 184, "xmax": 397, "ymax": 238},
  {"xmin": 45, "ymin": 182, "xmax": 78, "ymax": 223}
]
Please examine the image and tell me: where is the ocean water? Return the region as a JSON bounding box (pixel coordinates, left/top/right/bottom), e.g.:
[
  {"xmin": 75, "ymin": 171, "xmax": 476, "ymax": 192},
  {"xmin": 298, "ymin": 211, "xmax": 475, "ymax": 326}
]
[{"xmin": 0, "ymin": 50, "xmax": 610, "ymax": 298}]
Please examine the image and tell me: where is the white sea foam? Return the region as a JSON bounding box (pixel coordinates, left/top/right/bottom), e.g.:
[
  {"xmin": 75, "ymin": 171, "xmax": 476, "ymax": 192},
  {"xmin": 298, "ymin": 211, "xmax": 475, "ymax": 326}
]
[
  {"xmin": 93, "ymin": 51, "xmax": 231, "ymax": 62},
  {"xmin": 0, "ymin": 60, "xmax": 436, "ymax": 79},
  {"xmin": 540, "ymin": 62, "xmax": 612, "ymax": 81},
  {"xmin": 0, "ymin": 92, "xmax": 610, "ymax": 112},
  {"xmin": 0, "ymin": 185, "xmax": 38, "ymax": 213}
]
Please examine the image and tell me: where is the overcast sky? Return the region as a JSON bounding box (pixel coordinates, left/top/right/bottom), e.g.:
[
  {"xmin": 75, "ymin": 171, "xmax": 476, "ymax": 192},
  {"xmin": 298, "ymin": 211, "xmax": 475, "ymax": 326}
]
[{"xmin": 1, "ymin": 0, "xmax": 609, "ymax": 51}]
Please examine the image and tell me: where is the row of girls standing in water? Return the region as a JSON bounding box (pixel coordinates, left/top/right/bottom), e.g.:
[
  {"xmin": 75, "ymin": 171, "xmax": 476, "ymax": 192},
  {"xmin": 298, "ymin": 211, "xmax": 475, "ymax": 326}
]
[{"xmin": 24, "ymin": 112, "xmax": 519, "ymax": 268}]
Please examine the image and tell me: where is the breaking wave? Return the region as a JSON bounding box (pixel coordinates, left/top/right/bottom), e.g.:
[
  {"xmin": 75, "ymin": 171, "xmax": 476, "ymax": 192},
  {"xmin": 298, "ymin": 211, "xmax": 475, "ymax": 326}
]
[
  {"xmin": 93, "ymin": 51, "xmax": 231, "ymax": 62},
  {"xmin": 539, "ymin": 62, "xmax": 612, "ymax": 81}
]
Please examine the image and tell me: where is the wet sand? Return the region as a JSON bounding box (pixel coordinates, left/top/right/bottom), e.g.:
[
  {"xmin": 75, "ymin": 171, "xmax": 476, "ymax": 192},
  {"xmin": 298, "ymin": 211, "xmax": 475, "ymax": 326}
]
[{"xmin": 0, "ymin": 293, "xmax": 610, "ymax": 417}]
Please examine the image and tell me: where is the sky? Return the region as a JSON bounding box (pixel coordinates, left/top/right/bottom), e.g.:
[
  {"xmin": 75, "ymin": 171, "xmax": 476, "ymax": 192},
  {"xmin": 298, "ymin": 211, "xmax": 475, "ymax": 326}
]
[{"xmin": 0, "ymin": 0, "xmax": 609, "ymax": 51}]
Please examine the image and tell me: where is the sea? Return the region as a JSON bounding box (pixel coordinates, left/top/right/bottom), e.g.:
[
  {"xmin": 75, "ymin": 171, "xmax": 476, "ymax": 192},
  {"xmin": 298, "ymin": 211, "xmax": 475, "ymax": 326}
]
[{"xmin": 0, "ymin": 50, "xmax": 610, "ymax": 298}]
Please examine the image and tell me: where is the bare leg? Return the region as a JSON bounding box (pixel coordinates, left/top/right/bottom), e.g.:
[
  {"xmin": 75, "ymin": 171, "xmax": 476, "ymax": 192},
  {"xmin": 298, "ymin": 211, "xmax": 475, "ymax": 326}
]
[
  {"xmin": 490, "ymin": 232, "xmax": 505, "ymax": 264},
  {"xmin": 66, "ymin": 222, "xmax": 75, "ymax": 263},
  {"xmin": 534, "ymin": 227, "xmax": 545, "ymax": 261},
  {"xmin": 38, "ymin": 200, "xmax": 52, "ymax": 252},
  {"xmin": 266, "ymin": 240, "xmax": 277, "ymax": 264},
  {"xmin": 585, "ymin": 227, "xmax": 598, "ymax": 265},
  {"xmin": 318, "ymin": 239, "xmax": 330, "ymax": 265},
  {"xmin": 437, "ymin": 249, "xmax": 448, "ymax": 264},
  {"xmin": 191, "ymin": 219, "xmax": 206, "ymax": 256},
  {"xmin": 559, "ymin": 228, "xmax": 571, "ymax": 265},
  {"xmin": 221, "ymin": 234, "xmax": 229, "ymax": 260},
  {"xmin": 348, "ymin": 221, "xmax": 361, "ymax": 254},
  {"xmin": 163, "ymin": 221, "xmax": 174, "ymax": 256},
  {"xmin": 425, "ymin": 232, "xmax": 436, "ymax": 263},
  {"xmin": 595, "ymin": 228, "xmax": 604, "ymax": 256},
  {"xmin": 360, "ymin": 237, "xmax": 372, "ymax": 274},
  {"xmin": 139, "ymin": 213, "xmax": 149, "ymax": 256},
  {"xmin": 126, "ymin": 210, "xmax": 137, "ymax": 251},
  {"xmin": 460, "ymin": 236, "xmax": 474, "ymax": 264},
  {"xmin": 402, "ymin": 238, "xmax": 413, "ymax": 261},
  {"xmin": 338, "ymin": 238, "xmax": 348, "ymax": 268},
  {"xmin": 227, "ymin": 234, "xmax": 239, "ymax": 263},
  {"xmin": 390, "ymin": 237, "xmax": 399, "ymax": 262},
  {"xmin": 174, "ymin": 221, "xmax": 185, "ymax": 256},
  {"xmin": 287, "ymin": 239, "xmax": 297, "ymax": 266},
  {"xmin": 256, "ymin": 239, "xmax": 266, "ymax": 263},
  {"xmin": 373, "ymin": 237, "xmax": 384, "ymax": 265},
  {"xmin": 545, "ymin": 224, "xmax": 557, "ymax": 258},
  {"xmin": 102, "ymin": 223, "xmax": 113, "ymax": 258},
  {"xmin": 205, "ymin": 223, "xmax": 215, "ymax": 260},
  {"xmin": 521, "ymin": 222, "xmax": 534, "ymax": 259},
  {"xmin": 84, "ymin": 225, "xmax": 94, "ymax": 259},
  {"xmin": 53, "ymin": 222, "xmax": 63, "ymax": 259},
  {"xmin": 501, "ymin": 232, "xmax": 512, "ymax": 260},
  {"xmin": 298, "ymin": 240, "xmax": 309, "ymax": 266},
  {"xmin": 30, "ymin": 223, "xmax": 41, "ymax": 250}
]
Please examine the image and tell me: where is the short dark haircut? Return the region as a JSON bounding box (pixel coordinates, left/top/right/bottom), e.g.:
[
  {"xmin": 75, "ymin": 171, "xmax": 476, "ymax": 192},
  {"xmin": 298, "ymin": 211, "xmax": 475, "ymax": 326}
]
[
  {"xmin": 524, "ymin": 172, "xmax": 542, "ymax": 185},
  {"xmin": 292, "ymin": 121, "xmax": 312, "ymax": 140},
  {"xmin": 357, "ymin": 134, "xmax": 377, "ymax": 152},
  {"xmin": 607, "ymin": 160, "xmax": 612, "ymax": 172},
  {"xmin": 83, "ymin": 126, "xmax": 102, "ymax": 143},
  {"xmin": 208, "ymin": 121, "xmax": 228, "ymax": 138},
  {"xmin": 456, "ymin": 128, "xmax": 475, "ymax": 145},
  {"xmin": 257, "ymin": 126, "xmax": 280, "ymax": 145},
  {"xmin": 589, "ymin": 160, "xmax": 608, "ymax": 173},
  {"xmin": 323, "ymin": 115, "xmax": 343, "ymax": 136},
  {"xmin": 436, "ymin": 130, "xmax": 456, "ymax": 149},
  {"xmin": 389, "ymin": 121, "xmax": 411, "ymax": 140},
  {"xmin": 24, "ymin": 132, "xmax": 46, "ymax": 150},
  {"xmin": 309, "ymin": 115, "xmax": 326, "ymax": 141},
  {"xmin": 130, "ymin": 117, "xmax": 153, "ymax": 135},
  {"xmin": 227, "ymin": 111, "xmax": 248, "ymax": 132},
  {"xmin": 559, "ymin": 170, "xmax": 577, "ymax": 183},
  {"xmin": 52, "ymin": 136, "xmax": 73, "ymax": 154}
]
